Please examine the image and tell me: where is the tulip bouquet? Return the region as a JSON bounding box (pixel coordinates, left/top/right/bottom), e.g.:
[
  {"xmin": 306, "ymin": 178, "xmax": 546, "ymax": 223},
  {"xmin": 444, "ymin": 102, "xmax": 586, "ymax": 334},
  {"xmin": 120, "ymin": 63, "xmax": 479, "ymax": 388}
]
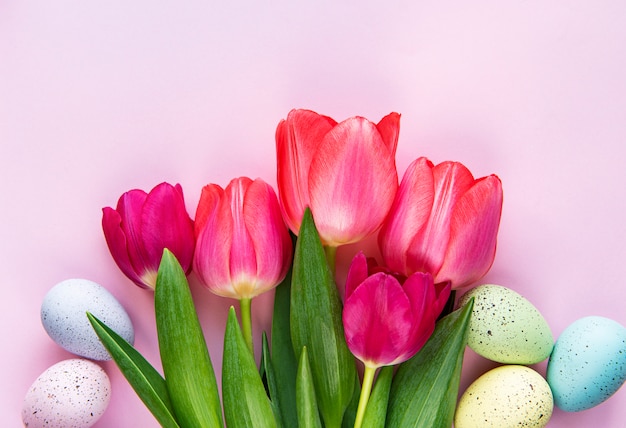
[{"xmin": 89, "ymin": 109, "xmax": 503, "ymax": 428}]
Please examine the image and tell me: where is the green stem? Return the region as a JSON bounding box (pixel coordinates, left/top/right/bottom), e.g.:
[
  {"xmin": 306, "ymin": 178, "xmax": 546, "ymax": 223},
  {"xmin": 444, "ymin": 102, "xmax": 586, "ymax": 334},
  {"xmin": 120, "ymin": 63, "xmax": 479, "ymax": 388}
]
[
  {"xmin": 239, "ymin": 297, "xmax": 254, "ymax": 357},
  {"xmin": 353, "ymin": 365, "xmax": 377, "ymax": 428},
  {"xmin": 324, "ymin": 245, "xmax": 337, "ymax": 277}
]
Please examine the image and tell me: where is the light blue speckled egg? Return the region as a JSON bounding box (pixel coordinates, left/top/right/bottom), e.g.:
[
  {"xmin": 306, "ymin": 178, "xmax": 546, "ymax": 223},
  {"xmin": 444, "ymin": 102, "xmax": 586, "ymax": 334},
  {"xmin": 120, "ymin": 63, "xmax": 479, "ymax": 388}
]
[
  {"xmin": 546, "ymin": 316, "xmax": 626, "ymax": 412},
  {"xmin": 458, "ymin": 284, "xmax": 554, "ymax": 364},
  {"xmin": 22, "ymin": 358, "xmax": 111, "ymax": 428},
  {"xmin": 41, "ymin": 278, "xmax": 134, "ymax": 360}
]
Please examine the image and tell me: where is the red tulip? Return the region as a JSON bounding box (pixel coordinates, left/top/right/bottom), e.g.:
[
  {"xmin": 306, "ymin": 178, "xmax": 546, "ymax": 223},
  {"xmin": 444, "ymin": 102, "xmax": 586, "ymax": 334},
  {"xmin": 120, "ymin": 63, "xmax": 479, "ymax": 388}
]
[
  {"xmin": 193, "ymin": 177, "xmax": 292, "ymax": 299},
  {"xmin": 379, "ymin": 157, "xmax": 503, "ymax": 289},
  {"xmin": 276, "ymin": 109, "xmax": 400, "ymax": 247},
  {"xmin": 342, "ymin": 252, "xmax": 450, "ymax": 368},
  {"xmin": 102, "ymin": 182, "xmax": 195, "ymax": 289}
]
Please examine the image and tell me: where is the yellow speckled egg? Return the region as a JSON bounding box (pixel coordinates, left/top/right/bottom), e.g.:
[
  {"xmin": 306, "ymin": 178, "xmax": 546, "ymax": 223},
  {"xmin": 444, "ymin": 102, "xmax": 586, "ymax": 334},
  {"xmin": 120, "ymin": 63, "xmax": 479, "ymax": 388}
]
[
  {"xmin": 458, "ymin": 284, "xmax": 553, "ymax": 364},
  {"xmin": 455, "ymin": 365, "xmax": 553, "ymax": 428}
]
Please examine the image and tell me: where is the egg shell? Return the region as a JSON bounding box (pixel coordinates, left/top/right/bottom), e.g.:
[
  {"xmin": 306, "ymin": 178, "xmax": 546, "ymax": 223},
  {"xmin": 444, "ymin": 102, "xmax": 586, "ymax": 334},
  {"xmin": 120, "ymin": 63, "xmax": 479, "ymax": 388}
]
[
  {"xmin": 22, "ymin": 358, "xmax": 111, "ymax": 428},
  {"xmin": 455, "ymin": 365, "xmax": 553, "ymax": 428},
  {"xmin": 458, "ymin": 284, "xmax": 554, "ymax": 364},
  {"xmin": 41, "ymin": 278, "xmax": 134, "ymax": 360},
  {"xmin": 546, "ymin": 315, "xmax": 626, "ymax": 412}
]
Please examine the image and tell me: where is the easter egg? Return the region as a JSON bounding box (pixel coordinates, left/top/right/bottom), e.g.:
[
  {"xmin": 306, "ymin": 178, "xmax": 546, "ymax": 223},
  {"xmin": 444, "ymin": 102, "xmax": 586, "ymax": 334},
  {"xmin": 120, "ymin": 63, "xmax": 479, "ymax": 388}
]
[
  {"xmin": 41, "ymin": 278, "xmax": 134, "ymax": 360},
  {"xmin": 458, "ymin": 284, "xmax": 553, "ymax": 364},
  {"xmin": 546, "ymin": 315, "xmax": 626, "ymax": 412},
  {"xmin": 455, "ymin": 365, "xmax": 553, "ymax": 428},
  {"xmin": 22, "ymin": 359, "xmax": 111, "ymax": 428}
]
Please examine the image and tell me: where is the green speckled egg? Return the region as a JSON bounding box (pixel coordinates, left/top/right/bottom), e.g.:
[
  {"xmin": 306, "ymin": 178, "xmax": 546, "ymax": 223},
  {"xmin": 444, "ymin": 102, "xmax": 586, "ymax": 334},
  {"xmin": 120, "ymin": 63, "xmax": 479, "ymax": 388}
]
[
  {"xmin": 458, "ymin": 284, "xmax": 553, "ymax": 364},
  {"xmin": 455, "ymin": 365, "xmax": 553, "ymax": 428}
]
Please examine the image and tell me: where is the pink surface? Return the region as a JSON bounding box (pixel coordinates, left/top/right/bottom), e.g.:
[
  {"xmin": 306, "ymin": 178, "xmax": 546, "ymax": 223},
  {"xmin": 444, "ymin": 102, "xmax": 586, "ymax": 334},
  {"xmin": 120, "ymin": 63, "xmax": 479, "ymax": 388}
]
[{"xmin": 2, "ymin": 1, "xmax": 625, "ymax": 427}]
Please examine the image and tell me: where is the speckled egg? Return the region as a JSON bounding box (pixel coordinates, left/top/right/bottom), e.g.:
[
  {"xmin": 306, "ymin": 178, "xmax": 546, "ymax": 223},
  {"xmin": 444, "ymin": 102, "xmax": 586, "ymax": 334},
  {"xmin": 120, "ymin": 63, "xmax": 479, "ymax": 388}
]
[
  {"xmin": 458, "ymin": 284, "xmax": 553, "ymax": 364},
  {"xmin": 455, "ymin": 365, "xmax": 553, "ymax": 428},
  {"xmin": 22, "ymin": 358, "xmax": 111, "ymax": 428},
  {"xmin": 546, "ymin": 315, "xmax": 626, "ymax": 412},
  {"xmin": 41, "ymin": 278, "xmax": 134, "ymax": 360}
]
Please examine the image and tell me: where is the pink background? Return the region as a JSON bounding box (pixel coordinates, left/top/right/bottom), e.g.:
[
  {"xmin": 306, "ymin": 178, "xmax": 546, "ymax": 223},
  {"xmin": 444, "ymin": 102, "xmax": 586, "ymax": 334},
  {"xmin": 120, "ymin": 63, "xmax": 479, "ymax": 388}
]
[{"xmin": 2, "ymin": 1, "xmax": 625, "ymax": 426}]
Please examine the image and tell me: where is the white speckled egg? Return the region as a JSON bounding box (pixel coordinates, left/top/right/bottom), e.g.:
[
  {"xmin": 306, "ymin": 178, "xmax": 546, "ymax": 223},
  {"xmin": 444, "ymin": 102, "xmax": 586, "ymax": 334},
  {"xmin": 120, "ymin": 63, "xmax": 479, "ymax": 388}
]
[
  {"xmin": 41, "ymin": 278, "xmax": 134, "ymax": 360},
  {"xmin": 458, "ymin": 284, "xmax": 553, "ymax": 364},
  {"xmin": 455, "ymin": 365, "xmax": 553, "ymax": 428},
  {"xmin": 22, "ymin": 358, "xmax": 111, "ymax": 428},
  {"xmin": 546, "ymin": 316, "xmax": 626, "ymax": 412}
]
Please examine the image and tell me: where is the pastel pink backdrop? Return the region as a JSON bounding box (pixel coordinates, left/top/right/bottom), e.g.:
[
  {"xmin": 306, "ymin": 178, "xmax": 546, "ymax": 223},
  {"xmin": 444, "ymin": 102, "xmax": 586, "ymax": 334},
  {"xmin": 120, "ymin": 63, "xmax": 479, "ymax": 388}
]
[{"xmin": 2, "ymin": 1, "xmax": 625, "ymax": 427}]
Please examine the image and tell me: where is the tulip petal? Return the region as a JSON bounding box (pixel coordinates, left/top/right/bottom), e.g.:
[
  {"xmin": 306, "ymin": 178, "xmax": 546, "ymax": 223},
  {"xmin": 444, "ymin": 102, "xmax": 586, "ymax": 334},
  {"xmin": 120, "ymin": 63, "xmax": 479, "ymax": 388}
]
[
  {"xmin": 402, "ymin": 272, "xmax": 431, "ymax": 320},
  {"xmin": 379, "ymin": 157, "xmax": 434, "ymax": 274},
  {"xmin": 344, "ymin": 252, "xmax": 369, "ymax": 300},
  {"xmin": 407, "ymin": 161, "xmax": 475, "ymax": 275},
  {"xmin": 192, "ymin": 184, "xmax": 225, "ymax": 292},
  {"xmin": 194, "ymin": 192, "xmax": 235, "ymax": 297},
  {"xmin": 431, "ymin": 162, "xmax": 476, "ymax": 223},
  {"xmin": 343, "ymin": 273, "xmax": 413, "ymax": 367},
  {"xmin": 194, "ymin": 184, "xmax": 223, "ymax": 238},
  {"xmin": 102, "ymin": 207, "xmax": 145, "ymax": 287},
  {"xmin": 398, "ymin": 272, "xmax": 434, "ymax": 360},
  {"xmin": 244, "ymin": 179, "xmax": 293, "ymax": 297},
  {"xmin": 309, "ymin": 117, "xmax": 398, "ymax": 246},
  {"xmin": 276, "ymin": 109, "xmax": 337, "ymax": 233},
  {"xmin": 141, "ymin": 183, "xmax": 195, "ymax": 274},
  {"xmin": 224, "ymin": 178, "xmax": 259, "ymax": 297},
  {"xmin": 116, "ymin": 189, "xmax": 155, "ymax": 279},
  {"xmin": 432, "ymin": 281, "xmax": 452, "ymax": 317},
  {"xmin": 436, "ymin": 175, "xmax": 503, "ymax": 288},
  {"xmin": 399, "ymin": 273, "xmax": 452, "ymax": 363},
  {"xmin": 375, "ymin": 112, "xmax": 401, "ymax": 156}
]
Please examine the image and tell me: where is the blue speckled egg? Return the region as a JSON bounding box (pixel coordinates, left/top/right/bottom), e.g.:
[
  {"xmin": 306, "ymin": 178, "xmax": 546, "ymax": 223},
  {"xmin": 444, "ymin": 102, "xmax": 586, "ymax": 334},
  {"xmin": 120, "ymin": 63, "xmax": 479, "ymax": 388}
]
[
  {"xmin": 41, "ymin": 278, "xmax": 134, "ymax": 360},
  {"xmin": 546, "ymin": 316, "xmax": 626, "ymax": 412}
]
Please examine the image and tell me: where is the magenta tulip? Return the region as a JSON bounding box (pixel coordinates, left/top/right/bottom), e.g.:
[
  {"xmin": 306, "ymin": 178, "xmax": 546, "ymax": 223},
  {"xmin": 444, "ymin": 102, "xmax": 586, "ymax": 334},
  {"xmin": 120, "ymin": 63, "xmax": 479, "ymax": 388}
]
[
  {"xmin": 378, "ymin": 157, "xmax": 503, "ymax": 289},
  {"xmin": 102, "ymin": 182, "xmax": 195, "ymax": 289},
  {"xmin": 276, "ymin": 109, "xmax": 400, "ymax": 247},
  {"xmin": 193, "ymin": 177, "xmax": 292, "ymax": 300},
  {"xmin": 342, "ymin": 252, "xmax": 450, "ymax": 368}
]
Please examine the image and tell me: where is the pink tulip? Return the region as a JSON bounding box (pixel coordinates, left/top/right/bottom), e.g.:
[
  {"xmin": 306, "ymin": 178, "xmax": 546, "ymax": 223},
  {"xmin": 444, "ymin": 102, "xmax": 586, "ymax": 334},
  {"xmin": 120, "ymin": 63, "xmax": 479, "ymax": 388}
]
[
  {"xmin": 102, "ymin": 182, "xmax": 195, "ymax": 289},
  {"xmin": 276, "ymin": 109, "xmax": 400, "ymax": 247},
  {"xmin": 342, "ymin": 252, "xmax": 450, "ymax": 368},
  {"xmin": 193, "ymin": 177, "xmax": 293, "ymax": 299},
  {"xmin": 378, "ymin": 157, "xmax": 503, "ymax": 289}
]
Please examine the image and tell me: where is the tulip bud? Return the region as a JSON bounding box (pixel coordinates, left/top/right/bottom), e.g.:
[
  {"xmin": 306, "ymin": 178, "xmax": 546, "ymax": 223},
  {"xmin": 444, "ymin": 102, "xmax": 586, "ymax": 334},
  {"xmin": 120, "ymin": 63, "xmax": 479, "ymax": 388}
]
[
  {"xmin": 276, "ymin": 109, "xmax": 400, "ymax": 247},
  {"xmin": 102, "ymin": 182, "xmax": 195, "ymax": 289},
  {"xmin": 193, "ymin": 177, "xmax": 293, "ymax": 300},
  {"xmin": 342, "ymin": 252, "xmax": 450, "ymax": 368},
  {"xmin": 379, "ymin": 157, "xmax": 503, "ymax": 289}
]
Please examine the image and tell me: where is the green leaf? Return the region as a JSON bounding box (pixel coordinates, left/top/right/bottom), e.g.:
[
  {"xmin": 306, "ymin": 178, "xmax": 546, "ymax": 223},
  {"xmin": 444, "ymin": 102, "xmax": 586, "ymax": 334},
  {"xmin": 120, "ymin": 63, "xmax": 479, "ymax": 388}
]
[
  {"xmin": 386, "ymin": 298, "xmax": 475, "ymax": 428},
  {"xmin": 260, "ymin": 333, "xmax": 284, "ymax": 428},
  {"xmin": 290, "ymin": 208, "xmax": 357, "ymax": 427},
  {"xmin": 155, "ymin": 249, "xmax": 223, "ymax": 428},
  {"xmin": 269, "ymin": 250, "xmax": 298, "ymax": 428},
  {"xmin": 341, "ymin": 373, "xmax": 361, "ymax": 428},
  {"xmin": 361, "ymin": 366, "xmax": 393, "ymax": 428},
  {"xmin": 223, "ymin": 307, "xmax": 278, "ymax": 428},
  {"xmin": 296, "ymin": 347, "xmax": 323, "ymax": 428},
  {"xmin": 87, "ymin": 313, "xmax": 180, "ymax": 428}
]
